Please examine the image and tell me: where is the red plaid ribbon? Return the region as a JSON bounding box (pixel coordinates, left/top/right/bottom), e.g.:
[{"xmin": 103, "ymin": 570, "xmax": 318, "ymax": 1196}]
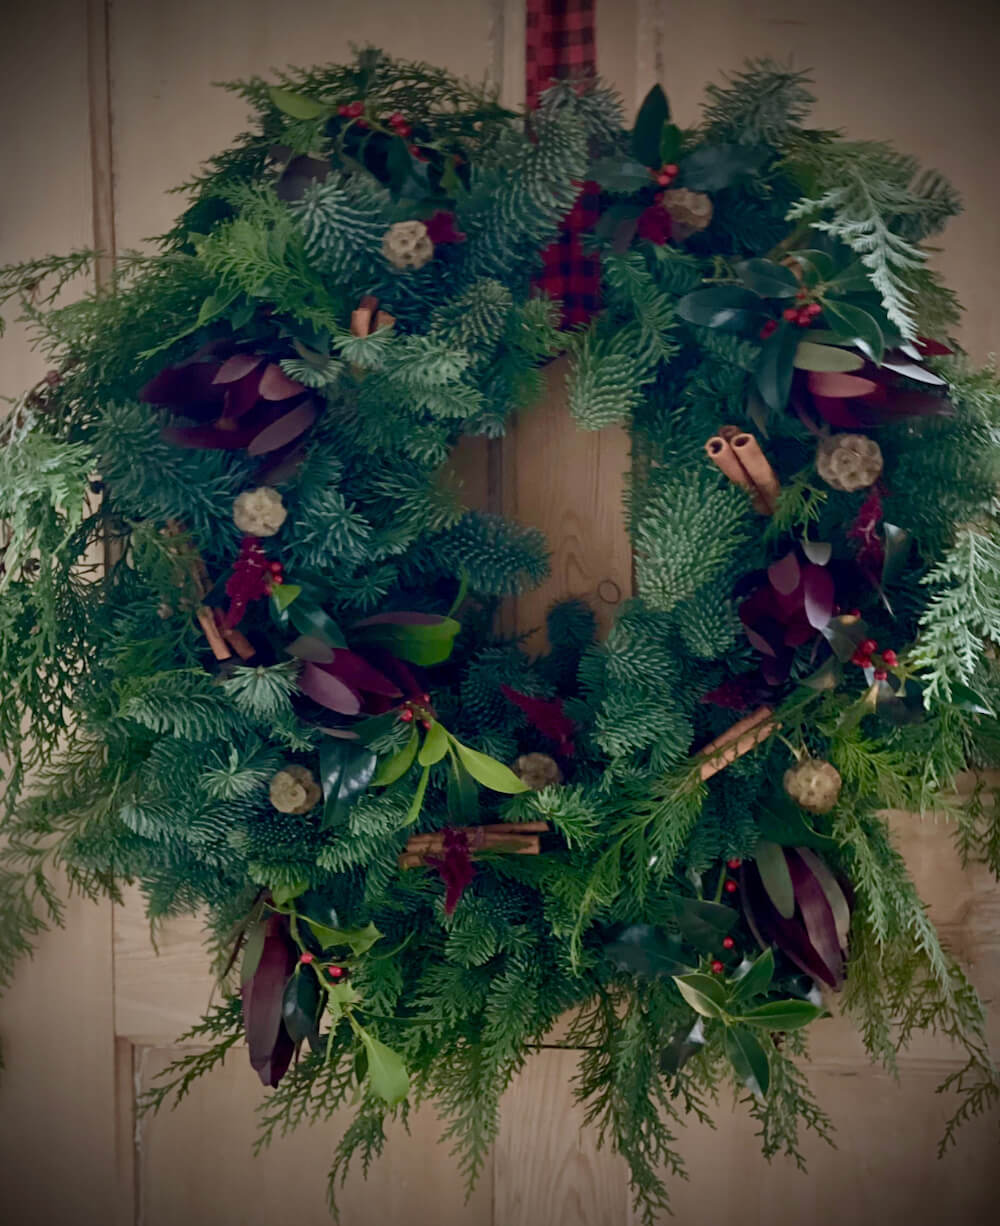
[{"xmin": 526, "ymin": 0, "xmax": 602, "ymax": 327}]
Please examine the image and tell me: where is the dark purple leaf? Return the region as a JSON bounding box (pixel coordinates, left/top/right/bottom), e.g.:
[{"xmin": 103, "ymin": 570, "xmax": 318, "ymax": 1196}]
[
  {"xmin": 807, "ymin": 371, "xmax": 879, "ymax": 399},
  {"xmin": 785, "ymin": 849, "xmax": 845, "ymax": 988},
  {"xmin": 352, "ymin": 611, "xmax": 449, "ymax": 628},
  {"xmin": 742, "ymin": 863, "xmax": 839, "ymax": 988},
  {"xmin": 802, "ymin": 564, "xmax": 835, "ymax": 630},
  {"xmin": 140, "ymin": 360, "xmax": 223, "ymax": 408},
  {"xmin": 247, "ymin": 401, "xmax": 317, "ymax": 456},
  {"xmin": 768, "ymin": 552, "xmax": 801, "ymax": 597},
  {"xmin": 258, "ymin": 363, "xmax": 307, "ymax": 401},
  {"xmin": 242, "ymin": 914, "xmax": 297, "ymax": 1086},
  {"xmin": 299, "ymin": 662, "xmax": 362, "ymax": 715},
  {"xmin": 286, "ymin": 635, "xmax": 337, "ymax": 663},
  {"xmin": 322, "ymin": 650, "xmax": 402, "ymax": 697},
  {"xmin": 223, "ymin": 368, "xmax": 266, "ymax": 419},
  {"xmin": 161, "ymin": 423, "xmax": 256, "ymax": 450},
  {"xmin": 213, "ymin": 354, "xmax": 264, "ymax": 384}
]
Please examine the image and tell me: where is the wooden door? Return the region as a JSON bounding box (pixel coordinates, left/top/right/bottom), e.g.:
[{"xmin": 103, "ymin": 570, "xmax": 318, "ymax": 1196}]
[{"xmin": 1, "ymin": 4, "xmax": 998, "ymax": 1225}]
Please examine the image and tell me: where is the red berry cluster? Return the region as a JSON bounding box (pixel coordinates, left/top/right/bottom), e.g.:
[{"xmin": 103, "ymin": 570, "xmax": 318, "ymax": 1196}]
[
  {"xmin": 337, "ymin": 100, "xmax": 364, "ymax": 119},
  {"xmin": 850, "ymin": 635, "xmax": 899, "ymax": 680},
  {"xmin": 398, "ymin": 693, "xmax": 434, "ymax": 726},
  {"xmin": 388, "ymin": 110, "xmax": 412, "ymax": 139},
  {"xmin": 651, "ymin": 162, "xmax": 679, "ymax": 187},
  {"xmin": 782, "ymin": 301, "xmax": 822, "ymax": 328}
]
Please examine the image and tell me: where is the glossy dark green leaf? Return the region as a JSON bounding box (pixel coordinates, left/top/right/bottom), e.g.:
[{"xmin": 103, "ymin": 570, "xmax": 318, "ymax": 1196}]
[
  {"xmin": 288, "ymin": 600, "xmax": 347, "ymax": 648},
  {"xmin": 738, "ymin": 998, "xmax": 825, "ymax": 1032},
  {"xmin": 659, "ymin": 1021, "xmax": 705, "ymax": 1076},
  {"xmin": 755, "ymin": 841, "xmax": 795, "ymax": 919},
  {"xmin": 756, "ymin": 800, "xmax": 836, "ymax": 852},
  {"xmin": 446, "ymin": 751, "xmax": 480, "ymax": 821},
  {"xmin": 949, "ymin": 682, "xmax": 996, "ymax": 717},
  {"xmin": 736, "ymin": 258, "xmax": 800, "ymax": 299},
  {"xmin": 352, "ymin": 711, "xmax": 404, "ymax": 746},
  {"xmin": 671, "ymin": 897, "xmax": 738, "ymax": 953},
  {"xmin": 826, "ymin": 260, "xmax": 876, "ymax": 295},
  {"xmin": 282, "ymin": 967, "xmax": 322, "ymax": 1046},
  {"xmin": 677, "ymin": 286, "xmax": 765, "ymax": 331},
  {"xmin": 373, "ymin": 727, "xmax": 419, "ymax": 786},
  {"xmin": 672, "ymin": 972, "xmax": 728, "ymax": 1019},
  {"xmin": 881, "ymin": 524, "xmax": 911, "ymax": 585},
  {"xmin": 787, "ymin": 249, "xmax": 836, "ymax": 284},
  {"xmin": 659, "ymin": 122, "xmax": 683, "ymax": 166},
  {"xmin": 730, "ymin": 948, "xmax": 775, "ymax": 1003},
  {"xmin": 755, "ymin": 321, "xmax": 800, "ymax": 413},
  {"xmin": 679, "ymin": 143, "xmax": 767, "ymax": 191},
  {"xmin": 818, "ymin": 299, "xmax": 885, "ymax": 365},
  {"xmin": 632, "ymin": 84, "xmax": 671, "ymax": 167},
  {"xmin": 590, "ymin": 158, "xmax": 652, "ymax": 194},
  {"xmin": 604, "ymin": 924, "xmax": 694, "ymax": 979},
  {"xmin": 725, "ymin": 1024, "xmax": 771, "ymax": 1095},
  {"xmin": 820, "ymin": 614, "xmax": 869, "ymax": 663},
  {"xmin": 319, "ymin": 736, "xmax": 378, "ymax": 827}
]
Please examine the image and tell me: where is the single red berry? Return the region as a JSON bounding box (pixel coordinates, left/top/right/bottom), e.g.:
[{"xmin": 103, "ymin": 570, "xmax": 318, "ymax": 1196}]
[
  {"xmin": 782, "ymin": 307, "xmax": 798, "ymax": 322},
  {"xmin": 337, "ymin": 104, "xmax": 350, "ymax": 116},
  {"xmin": 421, "ymin": 693, "xmax": 431, "ymax": 704},
  {"xmin": 388, "ymin": 111, "xmax": 406, "ymax": 127},
  {"xmin": 396, "ymin": 122, "xmax": 412, "ymax": 138},
  {"xmin": 796, "ymin": 288, "xmax": 808, "ymax": 300},
  {"xmin": 299, "ymin": 951, "xmax": 314, "ymax": 964},
  {"xmin": 882, "ymin": 649, "xmax": 898, "ymax": 666},
  {"xmin": 874, "ymin": 668, "xmax": 888, "ymax": 681},
  {"xmin": 399, "ymin": 708, "xmax": 414, "ymax": 723},
  {"xmin": 861, "ymin": 638, "xmax": 878, "ymax": 655},
  {"xmin": 722, "ymin": 936, "xmax": 736, "ymax": 950},
  {"xmin": 759, "ymin": 320, "xmax": 778, "ymax": 340},
  {"xmin": 409, "ymin": 144, "xmax": 427, "ymax": 161},
  {"xmin": 421, "ymin": 718, "xmax": 431, "ymax": 729},
  {"xmin": 727, "ymin": 857, "xmax": 741, "ymax": 869},
  {"xmin": 657, "ymin": 172, "xmax": 671, "ymax": 186},
  {"xmin": 356, "ymin": 118, "xmax": 369, "ymax": 130},
  {"xmin": 327, "ymin": 965, "xmax": 346, "ymax": 980},
  {"xmin": 796, "ymin": 308, "xmax": 812, "ymax": 326},
  {"xmin": 664, "ymin": 163, "xmax": 679, "ymax": 176},
  {"xmin": 724, "ymin": 879, "xmax": 738, "ymax": 895},
  {"xmin": 269, "ymin": 560, "xmax": 283, "ymax": 573},
  {"xmin": 346, "ymin": 100, "xmax": 363, "ymax": 118},
  {"xmin": 854, "ymin": 655, "xmax": 872, "ymax": 670},
  {"xmin": 807, "ymin": 302, "xmax": 822, "ymax": 317},
  {"xmin": 270, "ymin": 574, "xmax": 283, "ymax": 586},
  {"xmin": 711, "ymin": 959, "xmax": 725, "ymax": 974},
  {"xmin": 848, "ymin": 608, "xmax": 861, "ymax": 618}
]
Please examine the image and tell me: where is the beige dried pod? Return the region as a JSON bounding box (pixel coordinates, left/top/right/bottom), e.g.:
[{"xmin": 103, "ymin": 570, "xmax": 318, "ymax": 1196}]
[
  {"xmin": 662, "ymin": 188, "xmax": 713, "ymax": 240},
  {"xmin": 232, "ymin": 486, "xmax": 287, "ymax": 537},
  {"xmin": 269, "ymin": 764, "xmax": 322, "ymax": 815},
  {"xmin": 815, "ymin": 434, "xmax": 883, "ymax": 493},
  {"xmin": 513, "ymin": 752, "xmax": 562, "ymax": 790},
  {"xmin": 381, "ymin": 220, "xmax": 434, "ymax": 271},
  {"xmin": 783, "ymin": 758, "xmax": 842, "ymax": 814}
]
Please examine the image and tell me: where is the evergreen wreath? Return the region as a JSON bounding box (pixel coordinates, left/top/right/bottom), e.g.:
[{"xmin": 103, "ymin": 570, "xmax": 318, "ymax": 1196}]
[{"xmin": 1, "ymin": 49, "xmax": 998, "ymax": 1218}]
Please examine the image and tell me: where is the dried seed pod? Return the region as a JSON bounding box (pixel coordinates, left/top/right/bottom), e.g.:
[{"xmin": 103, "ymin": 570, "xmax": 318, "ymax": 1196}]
[
  {"xmin": 513, "ymin": 752, "xmax": 562, "ymax": 790},
  {"xmin": 815, "ymin": 434, "xmax": 883, "ymax": 493},
  {"xmin": 783, "ymin": 758, "xmax": 842, "ymax": 814},
  {"xmin": 269, "ymin": 764, "xmax": 322, "ymax": 814},
  {"xmin": 661, "ymin": 188, "xmax": 713, "ymax": 239},
  {"xmin": 381, "ymin": 220, "xmax": 434, "ymax": 271},
  {"xmin": 233, "ymin": 486, "xmax": 287, "ymax": 537}
]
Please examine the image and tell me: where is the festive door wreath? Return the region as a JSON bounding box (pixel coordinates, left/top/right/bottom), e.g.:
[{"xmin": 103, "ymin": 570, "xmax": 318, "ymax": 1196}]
[{"xmin": 1, "ymin": 50, "xmax": 998, "ymax": 1218}]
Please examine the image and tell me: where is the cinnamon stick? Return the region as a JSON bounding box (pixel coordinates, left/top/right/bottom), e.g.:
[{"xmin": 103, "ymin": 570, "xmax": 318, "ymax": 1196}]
[
  {"xmin": 196, "ymin": 606, "xmax": 232, "ymax": 661},
  {"xmin": 221, "ymin": 624, "xmax": 256, "ymax": 660},
  {"xmin": 697, "ymin": 706, "xmax": 778, "ymax": 781},
  {"xmin": 398, "ymin": 835, "xmax": 542, "ymax": 871},
  {"xmin": 374, "ymin": 309, "xmax": 395, "ymax": 331},
  {"xmin": 730, "ymin": 433, "xmax": 780, "ymax": 514},
  {"xmin": 706, "ymin": 435, "xmax": 756, "ymax": 497}
]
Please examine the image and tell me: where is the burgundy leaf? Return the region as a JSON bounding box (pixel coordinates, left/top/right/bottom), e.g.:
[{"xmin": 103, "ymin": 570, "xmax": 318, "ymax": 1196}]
[
  {"xmin": 246, "ymin": 401, "xmax": 317, "ymax": 456},
  {"xmin": 321, "ymin": 650, "xmax": 402, "ymax": 698},
  {"xmin": 810, "ymin": 395, "xmax": 868, "ymax": 429},
  {"xmin": 242, "ymin": 914, "xmax": 297, "ymax": 1086},
  {"xmin": 286, "ymin": 635, "xmax": 337, "ymax": 663},
  {"xmin": 224, "ymin": 368, "xmax": 266, "ymax": 419},
  {"xmin": 162, "ymin": 423, "xmax": 256, "ymax": 450},
  {"xmin": 140, "ymin": 360, "xmax": 223, "ymax": 408},
  {"xmin": 258, "ymin": 363, "xmax": 307, "ymax": 401},
  {"xmin": 742, "ymin": 863, "xmax": 839, "ymax": 988},
  {"xmin": 299, "ymin": 662, "xmax": 362, "ymax": 715},
  {"xmin": 213, "ymin": 354, "xmax": 265, "ymax": 384},
  {"xmin": 808, "ymin": 371, "xmax": 879, "ymax": 399},
  {"xmin": 876, "ymin": 390, "xmax": 953, "ymax": 418},
  {"xmin": 915, "ymin": 337, "xmax": 953, "ymax": 357},
  {"xmin": 785, "ymin": 849, "xmax": 845, "ymax": 988},
  {"xmin": 501, "ymin": 686, "xmax": 577, "ymax": 756},
  {"xmin": 802, "ymin": 564, "xmax": 835, "ymax": 630},
  {"xmin": 260, "ymin": 1024, "xmax": 296, "ymax": 1088},
  {"xmin": 768, "ymin": 552, "xmax": 801, "ymax": 597},
  {"xmin": 743, "ymin": 621, "xmax": 780, "ymax": 658}
]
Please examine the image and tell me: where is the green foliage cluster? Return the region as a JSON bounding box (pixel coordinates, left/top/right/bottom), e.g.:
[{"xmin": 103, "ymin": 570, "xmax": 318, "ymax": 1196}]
[{"xmin": 0, "ymin": 51, "xmax": 997, "ymax": 1223}]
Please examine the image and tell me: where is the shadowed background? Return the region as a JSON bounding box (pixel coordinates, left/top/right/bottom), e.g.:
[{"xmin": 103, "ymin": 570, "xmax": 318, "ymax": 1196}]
[{"xmin": 0, "ymin": 2, "xmax": 998, "ymax": 1224}]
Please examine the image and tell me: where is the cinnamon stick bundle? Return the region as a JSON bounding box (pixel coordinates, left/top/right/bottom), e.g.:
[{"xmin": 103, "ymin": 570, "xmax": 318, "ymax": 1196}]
[
  {"xmin": 696, "ymin": 705, "xmax": 778, "ymax": 781},
  {"xmin": 398, "ymin": 822, "xmax": 549, "ymax": 870},
  {"xmin": 705, "ymin": 428, "xmax": 780, "ymax": 514}
]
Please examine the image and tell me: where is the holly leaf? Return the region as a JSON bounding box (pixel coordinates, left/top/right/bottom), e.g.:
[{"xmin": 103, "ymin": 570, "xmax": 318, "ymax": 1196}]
[
  {"xmin": 680, "ymin": 143, "xmax": 767, "ymax": 191},
  {"xmin": 670, "ymin": 897, "xmax": 737, "ymax": 953},
  {"xmin": 451, "ymin": 740, "xmax": 529, "ymax": 794},
  {"xmin": 818, "ymin": 299, "xmax": 885, "ymax": 365},
  {"xmin": 632, "ymin": 84, "xmax": 671, "ymax": 167},
  {"xmin": 730, "ymin": 948, "xmax": 775, "ymax": 1003},
  {"xmin": 304, "ymin": 919, "xmax": 382, "ymax": 957},
  {"xmin": 737, "ymin": 258, "xmax": 800, "ymax": 299},
  {"xmin": 358, "ymin": 1029, "xmax": 409, "ymax": 1106},
  {"xmin": 755, "ymin": 321, "xmax": 800, "ymax": 412},
  {"xmin": 672, "ymin": 972, "xmax": 729, "ymax": 1019},
  {"xmin": 738, "ymin": 998, "xmax": 825, "ymax": 1032},
  {"xmin": 724, "ymin": 1024, "xmax": 771, "ymax": 1096},
  {"xmin": 271, "ymin": 880, "xmax": 307, "ymax": 907}
]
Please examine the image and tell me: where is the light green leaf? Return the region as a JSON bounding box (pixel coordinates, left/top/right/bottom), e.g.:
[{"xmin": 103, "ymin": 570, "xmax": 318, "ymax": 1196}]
[
  {"xmin": 358, "ymin": 1029, "xmax": 410, "ymax": 1106},
  {"xmin": 793, "ymin": 341, "xmax": 865, "ymax": 372},
  {"xmin": 270, "ymin": 583, "xmax": 302, "ymax": 612},
  {"xmin": 738, "ymin": 999, "xmax": 825, "ymax": 1032},
  {"xmin": 672, "ymin": 972, "xmax": 728, "ymax": 1019},
  {"xmin": 268, "ymin": 86, "xmax": 329, "ymax": 120},
  {"xmin": 418, "ymin": 720, "xmax": 449, "ymax": 766},
  {"xmin": 271, "ymin": 879, "xmax": 307, "ymax": 907},
  {"xmin": 373, "ymin": 727, "xmax": 419, "ymax": 785},
  {"xmin": 305, "ymin": 919, "xmax": 382, "ymax": 957},
  {"xmin": 406, "ymin": 764, "xmax": 432, "ymax": 824},
  {"xmin": 724, "ymin": 1024, "xmax": 771, "ymax": 1096},
  {"xmin": 452, "ymin": 740, "xmax": 529, "ymax": 794}
]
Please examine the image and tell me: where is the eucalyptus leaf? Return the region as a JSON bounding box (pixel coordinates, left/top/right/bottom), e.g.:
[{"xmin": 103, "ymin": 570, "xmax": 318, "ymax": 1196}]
[
  {"xmin": 407, "ymin": 763, "xmax": 432, "ymax": 823},
  {"xmin": 724, "ymin": 1024, "xmax": 771, "ymax": 1096}
]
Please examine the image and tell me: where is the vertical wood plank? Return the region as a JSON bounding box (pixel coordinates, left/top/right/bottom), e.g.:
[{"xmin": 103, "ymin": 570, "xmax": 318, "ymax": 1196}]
[{"xmin": 0, "ymin": 4, "xmax": 119, "ymax": 1224}]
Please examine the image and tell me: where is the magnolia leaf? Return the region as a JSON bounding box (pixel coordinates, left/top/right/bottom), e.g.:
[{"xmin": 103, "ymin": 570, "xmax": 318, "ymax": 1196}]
[
  {"xmin": 677, "ymin": 286, "xmax": 764, "ymax": 331},
  {"xmin": 358, "ymin": 1029, "xmax": 409, "ymax": 1106},
  {"xmin": 738, "ymin": 998, "xmax": 825, "ymax": 1032},
  {"xmin": 819, "ymin": 299, "xmax": 885, "ymax": 365},
  {"xmin": 737, "ymin": 258, "xmax": 800, "ymax": 299},
  {"xmin": 351, "ymin": 613, "xmax": 462, "ymax": 667},
  {"xmin": 268, "ymin": 85, "xmax": 329, "ymax": 120},
  {"xmin": 882, "ymin": 359, "xmax": 946, "ymax": 386},
  {"xmin": 418, "ymin": 720, "xmax": 449, "ymax": 766},
  {"xmin": 730, "ymin": 948, "xmax": 775, "ymax": 1003},
  {"xmin": 724, "ymin": 1024, "xmax": 771, "ymax": 1097},
  {"xmin": 373, "ymin": 727, "xmax": 419, "ymax": 785},
  {"xmin": 755, "ymin": 321, "xmax": 800, "ymax": 412},
  {"xmin": 319, "ymin": 737, "xmax": 377, "ymax": 827},
  {"xmin": 451, "ymin": 740, "xmax": 529, "ymax": 794},
  {"xmin": 672, "ymin": 972, "xmax": 728, "ymax": 1019},
  {"xmin": 281, "ymin": 968, "xmax": 322, "ymax": 1047},
  {"xmin": 793, "ymin": 342, "xmax": 865, "ymax": 373}
]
